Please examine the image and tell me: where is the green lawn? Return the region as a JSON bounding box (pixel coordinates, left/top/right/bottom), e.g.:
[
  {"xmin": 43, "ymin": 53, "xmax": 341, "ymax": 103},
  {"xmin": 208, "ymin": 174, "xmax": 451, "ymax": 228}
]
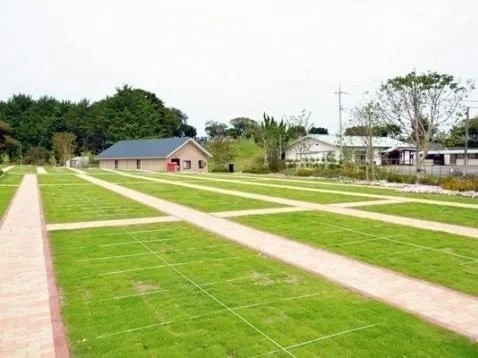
[
  {"xmin": 40, "ymin": 174, "xmax": 161, "ymax": 223},
  {"xmin": 129, "ymin": 172, "xmax": 379, "ymax": 205},
  {"xmin": 202, "ymin": 173, "xmax": 478, "ymax": 205},
  {"xmin": 44, "ymin": 166, "xmax": 74, "ymax": 173},
  {"xmin": 360, "ymin": 202, "xmax": 478, "ymax": 228},
  {"xmin": 50, "ymin": 223, "xmax": 477, "ymax": 357},
  {"xmin": 0, "ymin": 172, "xmax": 21, "ymax": 218},
  {"xmin": 89, "ymin": 173, "xmax": 282, "ymax": 212},
  {"xmin": 6, "ymin": 165, "xmax": 37, "ymax": 174},
  {"xmin": 235, "ymin": 211, "xmax": 478, "ymax": 296}
]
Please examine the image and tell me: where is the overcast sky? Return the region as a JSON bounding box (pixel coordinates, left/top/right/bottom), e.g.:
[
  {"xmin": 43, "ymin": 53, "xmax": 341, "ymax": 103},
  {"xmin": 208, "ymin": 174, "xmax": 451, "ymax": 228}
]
[{"xmin": 1, "ymin": 0, "xmax": 477, "ymax": 135}]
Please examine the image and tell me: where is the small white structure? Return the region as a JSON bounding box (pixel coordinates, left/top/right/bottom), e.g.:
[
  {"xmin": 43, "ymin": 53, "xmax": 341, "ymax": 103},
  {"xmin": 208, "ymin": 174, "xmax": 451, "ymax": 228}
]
[
  {"xmin": 285, "ymin": 135, "xmax": 413, "ymax": 166},
  {"xmin": 66, "ymin": 156, "xmax": 89, "ymax": 169}
]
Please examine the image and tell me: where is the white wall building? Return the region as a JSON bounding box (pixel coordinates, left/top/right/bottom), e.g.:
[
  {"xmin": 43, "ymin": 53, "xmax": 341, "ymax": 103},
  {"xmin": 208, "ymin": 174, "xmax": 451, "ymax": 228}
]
[{"xmin": 285, "ymin": 135, "xmax": 413, "ymax": 166}]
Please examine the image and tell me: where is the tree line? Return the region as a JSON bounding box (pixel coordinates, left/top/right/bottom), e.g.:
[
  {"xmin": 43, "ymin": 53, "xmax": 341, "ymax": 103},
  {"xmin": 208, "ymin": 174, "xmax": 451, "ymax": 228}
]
[{"xmin": 0, "ymin": 85, "xmax": 197, "ymax": 164}]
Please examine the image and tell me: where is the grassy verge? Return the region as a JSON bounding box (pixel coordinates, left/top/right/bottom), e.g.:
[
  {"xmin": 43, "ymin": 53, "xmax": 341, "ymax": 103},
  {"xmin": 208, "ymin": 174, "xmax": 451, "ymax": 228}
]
[
  {"xmin": 50, "ymin": 222, "xmax": 477, "ymax": 357},
  {"xmin": 235, "ymin": 211, "xmax": 478, "ymax": 296},
  {"xmin": 0, "ymin": 173, "xmax": 22, "ymax": 218},
  {"xmin": 359, "ymin": 202, "xmax": 478, "ymax": 228},
  {"xmin": 89, "ymin": 173, "xmax": 282, "ymax": 212},
  {"xmin": 40, "ymin": 174, "xmax": 161, "ymax": 223},
  {"xmin": 203, "ymin": 173, "xmax": 478, "ymax": 205}
]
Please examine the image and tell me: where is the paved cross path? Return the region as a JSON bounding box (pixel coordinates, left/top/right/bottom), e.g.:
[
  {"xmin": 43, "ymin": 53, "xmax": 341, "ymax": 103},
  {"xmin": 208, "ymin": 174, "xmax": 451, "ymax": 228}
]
[
  {"xmin": 46, "ymin": 207, "xmax": 312, "ymax": 231},
  {"xmin": 1, "ymin": 166, "xmax": 15, "ymax": 172},
  {"xmin": 78, "ymin": 173, "xmax": 478, "ymax": 341},
  {"xmin": 105, "ymin": 170, "xmax": 478, "ymax": 239},
  {"xmin": 0, "ymin": 175, "xmax": 67, "ymax": 357}
]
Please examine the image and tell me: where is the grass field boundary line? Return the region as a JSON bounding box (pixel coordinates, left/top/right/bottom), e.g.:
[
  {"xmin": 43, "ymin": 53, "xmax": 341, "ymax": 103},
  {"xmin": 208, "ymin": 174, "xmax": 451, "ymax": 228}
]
[
  {"xmin": 93, "ymin": 291, "xmax": 325, "ymax": 342},
  {"xmin": 321, "ymin": 221, "xmax": 478, "ymax": 262},
  {"xmin": 126, "ymin": 231, "xmax": 296, "ymax": 357},
  {"xmin": 97, "ymin": 255, "xmax": 252, "ymax": 276},
  {"xmin": 99, "ymin": 171, "xmax": 478, "ymax": 238},
  {"xmin": 0, "ymin": 184, "xmax": 20, "ymax": 187},
  {"xmin": 75, "ymin": 252, "xmax": 152, "ymax": 262},
  {"xmin": 253, "ymin": 323, "xmax": 379, "ymax": 357},
  {"xmin": 100, "ymin": 238, "xmax": 177, "ymax": 247},
  {"xmin": 375, "ymin": 248, "xmax": 424, "ymax": 258},
  {"xmin": 110, "ymin": 289, "xmax": 170, "ymax": 301}
]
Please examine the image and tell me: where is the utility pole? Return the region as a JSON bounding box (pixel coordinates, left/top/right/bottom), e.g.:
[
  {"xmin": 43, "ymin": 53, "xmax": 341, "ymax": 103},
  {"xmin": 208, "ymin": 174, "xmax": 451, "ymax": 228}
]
[
  {"xmin": 464, "ymin": 106, "xmax": 470, "ymax": 176},
  {"xmin": 334, "ymin": 84, "xmax": 347, "ymax": 161}
]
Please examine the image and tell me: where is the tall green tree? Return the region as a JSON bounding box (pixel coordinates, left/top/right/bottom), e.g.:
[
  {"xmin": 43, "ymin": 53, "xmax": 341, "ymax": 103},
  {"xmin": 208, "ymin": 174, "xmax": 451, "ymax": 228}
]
[{"xmin": 253, "ymin": 113, "xmax": 289, "ymax": 171}]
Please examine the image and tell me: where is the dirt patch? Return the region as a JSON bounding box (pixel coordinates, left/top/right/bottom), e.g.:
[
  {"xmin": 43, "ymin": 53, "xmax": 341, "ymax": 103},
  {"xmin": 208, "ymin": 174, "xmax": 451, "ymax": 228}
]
[
  {"xmin": 252, "ymin": 272, "xmax": 276, "ymax": 286},
  {"xmin": 284, "ymin": 275, "xmax": 300, "ymax": 285},
  {"xmin": 134, "ymin": 281, "xmax": 160, "ymax": 293},
  {"xmin": 265, "ymin": 311, "xmax": 288, "ymax": 324}
]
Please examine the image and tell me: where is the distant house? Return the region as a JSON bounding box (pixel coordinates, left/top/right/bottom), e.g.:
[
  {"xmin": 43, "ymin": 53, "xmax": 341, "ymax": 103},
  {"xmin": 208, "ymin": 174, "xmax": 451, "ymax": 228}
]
[
  {"xmin": 96, "ymin": 137, "xmax": 211, "ymax": 172},
  {"xmin": 285, "ymin": 134, "xmax": 413, "ymax": 166}
]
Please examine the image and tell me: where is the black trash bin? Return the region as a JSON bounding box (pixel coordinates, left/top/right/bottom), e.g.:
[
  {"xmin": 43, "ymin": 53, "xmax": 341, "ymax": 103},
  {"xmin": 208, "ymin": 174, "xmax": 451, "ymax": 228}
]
[{"xmin": 228, "ymin": 163, "xmax": 234, "ymax": 173}]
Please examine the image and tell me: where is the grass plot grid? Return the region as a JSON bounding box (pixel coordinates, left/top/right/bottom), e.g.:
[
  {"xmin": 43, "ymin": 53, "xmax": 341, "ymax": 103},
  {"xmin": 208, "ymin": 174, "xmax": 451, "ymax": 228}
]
[
  {"xmin": 51, "ymin": 223, "xmax": 476, "ymax": 357},
  {"xmin": 40, "ymin": 175, "xmax": 160, "ymax": 223},
  {"xmin": 236, "ymin": 211, "xmax": 478, "ymax": 296}
]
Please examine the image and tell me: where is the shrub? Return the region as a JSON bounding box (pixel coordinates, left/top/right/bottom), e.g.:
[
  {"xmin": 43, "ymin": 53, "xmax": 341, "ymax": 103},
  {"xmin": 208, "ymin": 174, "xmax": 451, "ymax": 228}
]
[
  {"xmin": 441, "ymin": 177, "xmax": 475, "ymax": 191},
  {"xmin": 295, "ymin": 168, "xmax": 314, "ymax": 177}
]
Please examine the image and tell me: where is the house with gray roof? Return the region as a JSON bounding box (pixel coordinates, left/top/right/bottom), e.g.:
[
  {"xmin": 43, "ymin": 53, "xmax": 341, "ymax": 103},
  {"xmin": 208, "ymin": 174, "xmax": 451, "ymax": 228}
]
[
  {"xmin": 96, "ymin": 137, "xmax": 211, "ymax": 172},
  {"xmin": 285, "ymin": 134, "xmax": 414, "ymax": 165}
]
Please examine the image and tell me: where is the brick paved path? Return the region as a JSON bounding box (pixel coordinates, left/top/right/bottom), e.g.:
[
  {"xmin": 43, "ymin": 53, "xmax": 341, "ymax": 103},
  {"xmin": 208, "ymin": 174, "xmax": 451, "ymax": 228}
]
[
  {"xmin": 79, "ymin": 173, "xmax": 478, "ymax": 341},
  {"xmin": 0, "ymin": 175, "xmax": 67, "ymax": 357},
  {"xmin": 107, "ymin": 171, "xmax": 478, "ymax": 239}
]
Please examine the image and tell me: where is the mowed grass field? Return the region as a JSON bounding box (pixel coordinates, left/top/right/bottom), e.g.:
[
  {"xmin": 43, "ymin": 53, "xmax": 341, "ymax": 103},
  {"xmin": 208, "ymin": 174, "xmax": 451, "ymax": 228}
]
[
  {"xmin": 150, "ymin": 173, "xmax": 478, "ymax": 226},
  {"xmin": 6, "ymin": 165, "xmax": 37, "ymax": 174},
  {"xmin": 195, "ymin": 172, "xmax": 478, "ymax": 205},
  {"xmin": 89, "ymin": 172, "xmax": 283, "ymax": 212},
  {"xmin": 235, "ymin": 211, "xmax": 478, "ymax": 296},
  {"xmin": 39, "ymin": 174, "xmax": 161, "ymax": 223},
  {"xmin": 111, "ymin": 172, "xmax": 380, "ymax": 205},
  {"xmin": 0, "ymin": 171, "xmax": 22, "ymax": 218},
  {"xmin": 50, "ymin": 223, "xmax": 477, "ymax": 357},
  {"xmin": 359, "ymin": 202, "xmax": 478, "ymax": 228}
]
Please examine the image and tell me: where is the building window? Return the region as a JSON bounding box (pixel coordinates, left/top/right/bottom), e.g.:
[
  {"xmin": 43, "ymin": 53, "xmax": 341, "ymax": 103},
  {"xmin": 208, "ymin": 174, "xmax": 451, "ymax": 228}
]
[
  {"xmin": 114, "ymin": 160, "xmax": 119, "ymax": 169},
  {"xmin": 198, "ymin": 160, "xmax": 206, "ymax": 169},
  {"xmin": 136, "ymin": 159, "xmax": 141, "ymax": 169},
  {"xmin": 183, "ymin": 160, "xmax": 192, "ymax": 169}
]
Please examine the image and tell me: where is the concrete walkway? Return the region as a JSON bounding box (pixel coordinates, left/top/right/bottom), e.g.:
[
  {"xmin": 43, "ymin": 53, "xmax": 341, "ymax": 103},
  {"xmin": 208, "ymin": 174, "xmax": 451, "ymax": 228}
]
[
  {"xmin": 78, "ymin": 173, "xmax": 478, "ymax": 341},
  {"xmin": 328, "ymin": 198, "xmax": 411, "ymax": 208},
  {"xmin": 46, "ymin": 207, "xmax": 312, "ymax": 231},
  {"xmin": 46, "ymin": 216, "xmax": 180, "ymax": 231},
  {"xmin": 2, "ymin": 166, "xmax": 14, "ymax": 172},
  {"xmin": 0, "ymin": 175, "xmax": 67, "ymax": 357},
  {"xmin": 107, "ymin": 171, "xmax": 478, "ymax": 239},
  {"xmin": 37, "ymin": 167, "xmax": 47, "ymax": 175}
]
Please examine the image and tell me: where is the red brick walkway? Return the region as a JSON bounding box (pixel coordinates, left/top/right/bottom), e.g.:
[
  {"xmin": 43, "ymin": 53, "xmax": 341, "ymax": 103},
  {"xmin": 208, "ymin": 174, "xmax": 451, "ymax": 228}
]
[
  {"xmin": 79, "ymin": 173, "xmax": 478, "ymax": 341},
  {"xmin": 0, "ymin": 175, "xmax": 67, "ymax": 357}
]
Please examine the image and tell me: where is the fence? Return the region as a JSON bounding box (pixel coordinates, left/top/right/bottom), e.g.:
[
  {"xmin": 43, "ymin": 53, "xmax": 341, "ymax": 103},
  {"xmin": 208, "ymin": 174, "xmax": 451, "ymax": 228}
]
[{"xmin": 380, "ymin": 162, "xmax": 478, "ymax": 178}]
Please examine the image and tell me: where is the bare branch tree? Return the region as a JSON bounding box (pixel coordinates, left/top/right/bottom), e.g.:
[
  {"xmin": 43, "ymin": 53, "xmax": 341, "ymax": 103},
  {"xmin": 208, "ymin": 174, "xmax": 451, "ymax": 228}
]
[
  {"xmin": 351, "ymin": 101, "xmax": 382, "ymax": 181},
  {"xmin": 379, "ymin": 71, "xmax": 474, "ymax": 174}
]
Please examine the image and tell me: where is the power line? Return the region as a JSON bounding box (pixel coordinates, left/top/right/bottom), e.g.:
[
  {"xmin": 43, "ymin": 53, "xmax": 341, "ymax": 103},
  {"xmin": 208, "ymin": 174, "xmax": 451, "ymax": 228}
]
[{"xmin": 334, "ymin": 84, "xmax": 348, "ymax": 160}]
